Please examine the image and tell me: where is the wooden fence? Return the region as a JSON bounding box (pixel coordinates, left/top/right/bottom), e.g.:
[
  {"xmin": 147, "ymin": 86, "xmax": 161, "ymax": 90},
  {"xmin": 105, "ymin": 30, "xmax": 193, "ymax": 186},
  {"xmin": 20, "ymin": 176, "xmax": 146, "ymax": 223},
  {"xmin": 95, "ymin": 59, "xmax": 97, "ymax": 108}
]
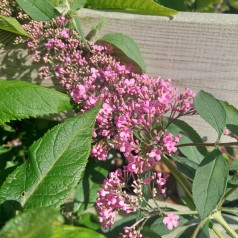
[{"xmin": 1, "ymin": 9, "xmax": 238, "ymax": 142}]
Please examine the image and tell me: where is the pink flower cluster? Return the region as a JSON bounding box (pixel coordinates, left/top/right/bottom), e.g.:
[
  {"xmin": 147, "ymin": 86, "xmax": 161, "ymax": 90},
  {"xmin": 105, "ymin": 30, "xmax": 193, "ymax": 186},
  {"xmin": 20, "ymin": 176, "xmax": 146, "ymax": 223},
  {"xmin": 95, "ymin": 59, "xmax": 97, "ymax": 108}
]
[
  {"xmin": 22, "ymin": 17, "xmax": 195, "ymax": 177},
  {"xmin": 96, "ymin": 169, "xmax": 138, "ymax": 229},
  {"xmin": 121, "ymin": 226, "xmax": 142, "ymax": 238},
  {"xmin": 0, "ymin": 0, "xmax": 29, "ymax": 20},
  {"xmin": 96, "ymin": 168, "xmax": 171, "ymax": 230},
  {"xmin": 11, "ymin": 15, "xmax": 195, "ymax": 235},
  {"xmin": 144, "ymin": 172, "xmax": 170, "ymax": 197},
  {"xmin": 0, "ymin": 0, "xmax": 12, "ymax": 16}
]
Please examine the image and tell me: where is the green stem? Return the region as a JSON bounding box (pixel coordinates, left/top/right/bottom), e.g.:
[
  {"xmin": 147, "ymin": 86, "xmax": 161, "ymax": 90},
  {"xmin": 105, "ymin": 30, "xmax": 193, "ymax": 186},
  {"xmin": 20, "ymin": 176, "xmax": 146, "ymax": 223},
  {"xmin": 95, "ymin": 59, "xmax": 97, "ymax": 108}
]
[
  {"xmin": 163, "ymin": 155, "xmax": 193, "ymax": 202},
  {"xmin": 218, "ymin": 188, "xmax": 238, "ymax": 209},
  {"xmin": 213, "ymin": 211, "xmax": 238, "ymax": 238},
  {"xmin": 164, "ymin": 210, "xmax": 198, "ymax": 215},
  {"xmin": 211, "ymin": 222, "xmax": 225, "ymax": 238},
  {"xmin": 177, "ymin": 142, "xmax": 238, "ymax": 148},
  {"xmin": 220, "ymin": 207, "xmax": 238, "ymax": 216},
  {"xmin": 192, "ymin": 218, "xmax": 209, "ymax": 238}
]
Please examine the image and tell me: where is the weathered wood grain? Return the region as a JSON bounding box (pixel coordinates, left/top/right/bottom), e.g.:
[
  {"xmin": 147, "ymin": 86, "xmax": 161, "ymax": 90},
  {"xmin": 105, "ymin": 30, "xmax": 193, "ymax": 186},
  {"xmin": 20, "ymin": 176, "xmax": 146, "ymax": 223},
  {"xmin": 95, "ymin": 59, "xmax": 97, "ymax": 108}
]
[{"xmin": 1, "ymin": 10, "xmax": 238, "ymax": 142}]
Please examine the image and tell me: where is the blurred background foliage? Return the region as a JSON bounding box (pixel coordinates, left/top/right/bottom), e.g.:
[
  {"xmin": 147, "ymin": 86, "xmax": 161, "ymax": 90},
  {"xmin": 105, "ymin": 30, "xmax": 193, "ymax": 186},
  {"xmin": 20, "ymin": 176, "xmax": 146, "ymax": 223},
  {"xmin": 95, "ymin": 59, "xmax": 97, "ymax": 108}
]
[
  {"xmin": 49, "ymin": 0, "xmax": 238, "ymax": 13},
  {"xmin": 0, "ymin": 119, "xmax": 59, "ymax": 186},
  {"xmin": 155, "ymin": 0, "xmax": 238, "ymax": 13}
]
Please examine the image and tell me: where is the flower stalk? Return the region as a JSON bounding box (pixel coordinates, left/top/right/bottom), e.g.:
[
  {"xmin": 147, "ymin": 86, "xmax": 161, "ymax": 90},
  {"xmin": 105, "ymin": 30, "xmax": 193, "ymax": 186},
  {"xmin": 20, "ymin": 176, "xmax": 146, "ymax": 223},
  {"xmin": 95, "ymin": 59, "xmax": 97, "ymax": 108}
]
[{"xmin": 213, "ymin": 211, "xmax": 238, "ymax": 238}]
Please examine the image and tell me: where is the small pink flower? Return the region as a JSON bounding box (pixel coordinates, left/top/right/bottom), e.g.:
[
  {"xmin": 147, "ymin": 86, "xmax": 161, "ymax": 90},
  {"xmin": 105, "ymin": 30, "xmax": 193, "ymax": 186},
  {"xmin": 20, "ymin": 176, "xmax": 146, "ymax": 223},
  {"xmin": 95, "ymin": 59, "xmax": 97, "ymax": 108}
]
[
  {"xmin": 163, "ymin": 133, "xmax": 181, "ymax": 153},
  {"xmin": 92, "ymin": 45, "xmax": 104, "ymax": 51},
  {"xmin": 12, "ymin": 139, "xmax": 22, "ymax": 147},
  {"xmin": 65, "ymin": 57, "xmax": 71, "ymax": 62},
  {"xmin": 149, "ymin": 149, "xmax": 161, "ymax": 161},
  {"xmin": 163, "ymin": 213, "xmax": 179, "ymax": 230},
  {"xmin": 61, "ymin": 29, "xmax": 69, "ymax": 38}
]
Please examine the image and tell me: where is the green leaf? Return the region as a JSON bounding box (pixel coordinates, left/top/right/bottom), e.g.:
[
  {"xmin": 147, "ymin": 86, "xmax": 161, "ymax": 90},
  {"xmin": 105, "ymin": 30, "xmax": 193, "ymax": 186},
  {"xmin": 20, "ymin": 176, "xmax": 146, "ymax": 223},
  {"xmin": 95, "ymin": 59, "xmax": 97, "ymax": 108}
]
[
  {"xmin": 70, "ymin": 0, "xmax": 87, "ymax": 10},
  {"xmin": 229, "ymin": 159, "xmax": 238, "ymax": 171},
  {"xmin": 98, "ymin": 33, "xmax": 146, "ymax": 72},
  {"xmin": 141, "ymin": 227, "xmax": 162, "ymax": 238},
  {"xmin": 0, "ymin": 102, "xmax": 101, "ymax": 209},
  {"xmin": 155, "ymin": 0, "xmax": 188, "ymax": 11},
  {"xmin": 167, "ymin": 122, "xmax": 205, "ymax": 164},
  {"xmin": 192, "ymin": 149, "xmax": 228, "ymax": 219},
  {"xmin": 172, "ymin": 154, "xmax": 198, "ymax": 171},
  {"xmin": 72, "ymin": 16, "xmax": 91, "ymax": 51},
  {"xmin": 48, "ymin": 0, "xmax": 61, "ymax": 7},
  {"xmin": 180, "ymin": 196, "xmax": 196, "ymax": 210},
  {"xmin": 53, "ymin": 225, "xmax": 106, "ymax": 238},
  {"xmin": 0, "ymin": 29, "xmax": 16, "ymax": 45},
  {"xmin": 76, "ymin": 213, "xmax": 101, "ymax": 230},
  {"xmin": 176, "ymin": 222, "xmax": 210, "ymax": 238},
  {"xmin": 196, "ymin": 0, "xmax": 221, "ymax": 10},
  {"xmin": 0, "ymin": 207, "xmax": 63, "ymax": 238},
  {"xmin": 16, "ymin": 0, "xmax": 61, "ymax": 21},
  {"xmin": 0, "ymin": 80, "xmax": 72, "ymax": 124},
  {"xmin": 85, "ymin": 0, "xmax": 177, "ymax": 18},
  {"xmin": 59, "ymin": 0, "xmax": 86, "ymax": 11},
  {"xmin": 178, "ymin": 135, "xmax": 204, "ymax": 164},
  {"xmin": 0, "ymin": 15, "xmax": 29, "ymax": 37},
  {"xmin": 229, "ymin": 0, "xmax": 238, "ymax": 9},
  {"xmin": 86, "ymin": 18, "xmax": 107, "ymax": 41},
  {"xmin": 74, "ymin": 159, "xmax": 109, "ymax": 212},
  {"xmin": 0, "ymin": 166, "xmax": 18, "ymax": 188},
  {"xmin": 194, "ymin": 90, "xmax": 226, "ymax": 139},
  {"xmin": 174, "ymin": 158, "xmax": 197, "ymax": 179},
  {"xmin": 220, "ymin": 101, "xmax": 238, "ymax": 126},
  {"xmin": 173, "ymin": 119, "xmax": 207, "ymax": 157},
  {"xmin": 228, "ymin": 179, "xmax": 238, "ymax": 187}
]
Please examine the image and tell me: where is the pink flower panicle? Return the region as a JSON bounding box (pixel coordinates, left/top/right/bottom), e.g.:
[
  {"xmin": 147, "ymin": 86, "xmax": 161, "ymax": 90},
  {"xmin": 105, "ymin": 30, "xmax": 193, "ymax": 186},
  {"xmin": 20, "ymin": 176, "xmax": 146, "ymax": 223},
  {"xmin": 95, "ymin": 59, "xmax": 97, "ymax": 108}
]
[
  {"xmin": 21, "ymin": 17, "xmax": 195, "ymax": 170},
  {"xmin": 9, "ymin": 14, "xmax": 193, "ymax": 236},
  {"xmin": 163, "ymin": 213, "xmax": 180, "ymax": 230},
  {"xmin": 0, "ymin": 0, "xmax": 29, "ymax": 20}
]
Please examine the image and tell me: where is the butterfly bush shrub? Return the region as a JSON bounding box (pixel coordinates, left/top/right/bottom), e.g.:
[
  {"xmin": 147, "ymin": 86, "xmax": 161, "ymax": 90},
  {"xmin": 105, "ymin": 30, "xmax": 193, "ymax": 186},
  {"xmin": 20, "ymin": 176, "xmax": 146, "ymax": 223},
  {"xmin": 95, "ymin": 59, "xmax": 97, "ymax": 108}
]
[{"xmin": 0, "ymin": 1, "xmax": 238, "ymax": 238}]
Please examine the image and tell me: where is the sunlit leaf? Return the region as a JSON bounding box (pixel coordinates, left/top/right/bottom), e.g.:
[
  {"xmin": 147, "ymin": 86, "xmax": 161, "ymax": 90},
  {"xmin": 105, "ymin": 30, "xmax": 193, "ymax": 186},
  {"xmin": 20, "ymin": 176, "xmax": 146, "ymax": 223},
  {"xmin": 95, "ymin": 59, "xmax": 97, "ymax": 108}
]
[
  {"xmin": 85, "ymin": 0, "xmax": 177, "ymax": 18},
  {"xmin": 98, "ymin": 33, "xmax": 146, "ymax": 72},
  {"xmin": 0, "ymin": 80, "xmax": 72, "ymax": 124},
  {"xmin": 0, "ymin": 15, "xmax": 29, "ymax": 37},
  {"xmin": 192, "ymin": 149, "xmax": 228, "ymax": 219},
  {"xmin": 16, "ymin": 0, "xmax": 61, "ymax": 21},
  {"xmin": 194, "ymin": 90, "xmax": 226, "ymax": 139},
  {"xmin": 0, "ymin": 102, "xmax": 101, "ymax": 210}
]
